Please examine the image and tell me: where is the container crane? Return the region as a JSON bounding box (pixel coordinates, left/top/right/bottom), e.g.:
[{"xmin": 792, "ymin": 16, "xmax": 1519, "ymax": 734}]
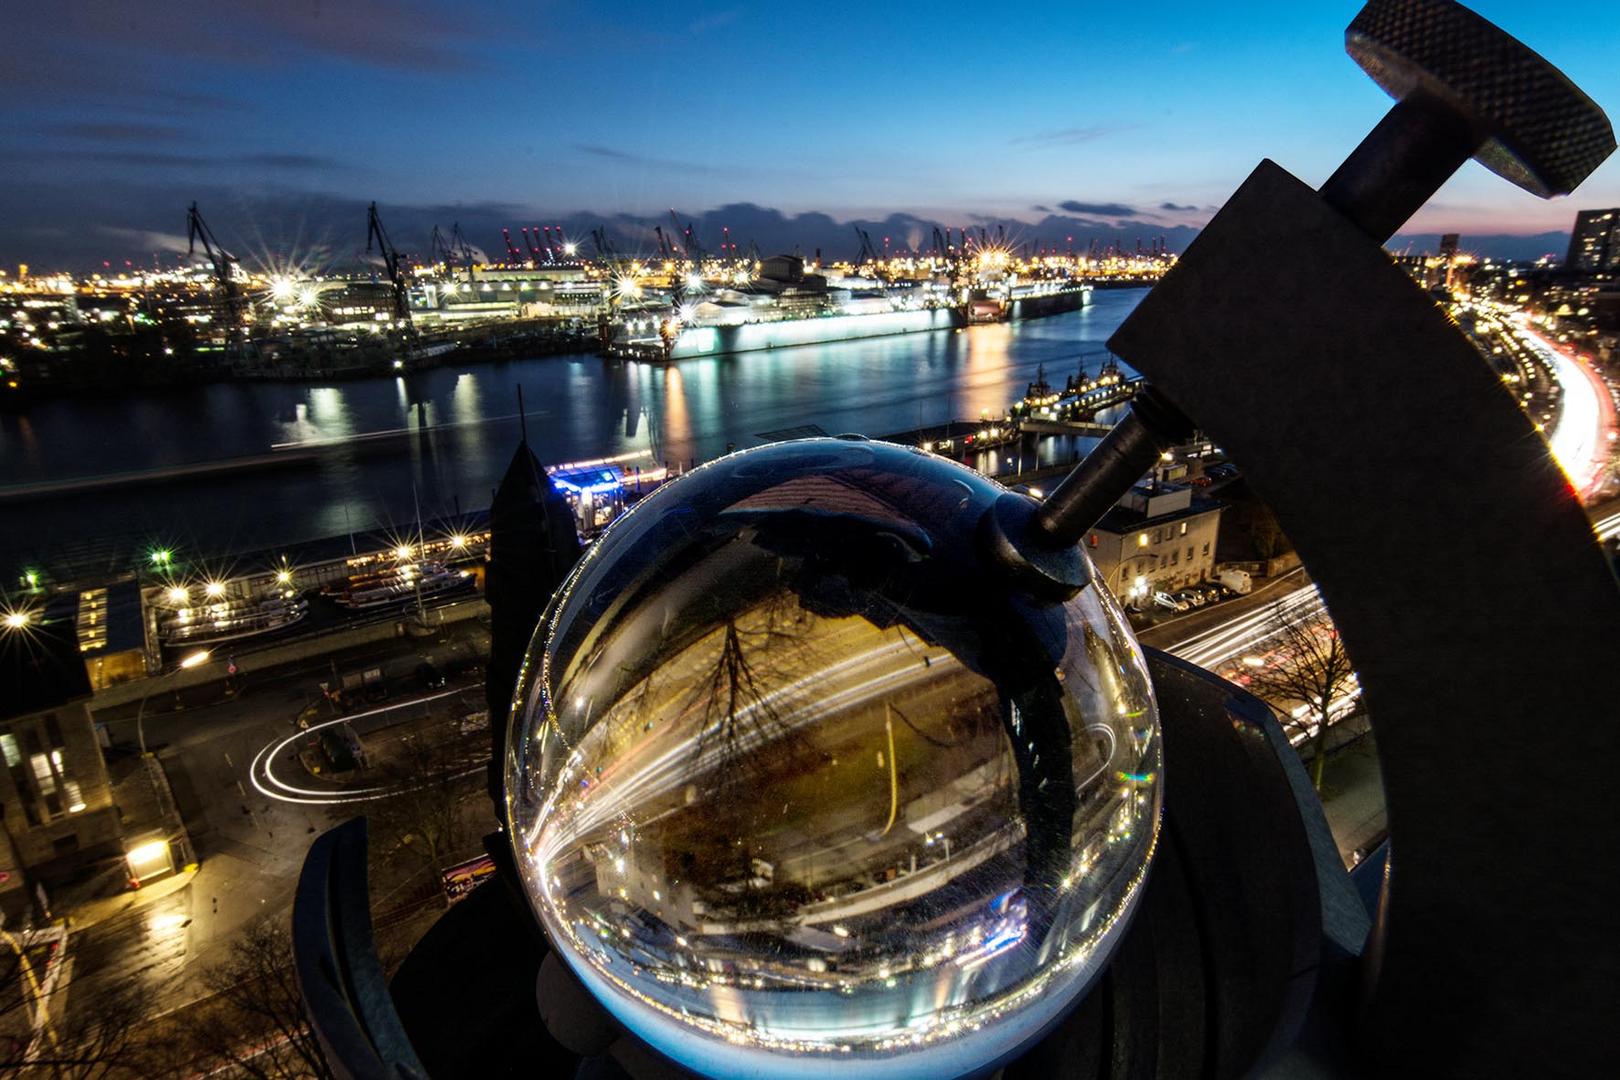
[
  {"xmin": 186, "ymin": 201, "xmax": 245, "ymax": 353},
  {"xmin": 853, "ymin": 226, "xmax": 878, "ymax": 265},
  {"xmin": 365, "ymin": 202, "xmax": 412, "ymax": 329},
  {"xmin": 670, "ymin": 210, "xmax": 705, "ymax": 264}
]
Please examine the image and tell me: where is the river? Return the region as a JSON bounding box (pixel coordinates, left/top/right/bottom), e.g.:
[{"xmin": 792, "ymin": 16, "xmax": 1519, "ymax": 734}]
[{"xmin": 0, "ymin": 289, "xmax": 1146, "ymax": 578}]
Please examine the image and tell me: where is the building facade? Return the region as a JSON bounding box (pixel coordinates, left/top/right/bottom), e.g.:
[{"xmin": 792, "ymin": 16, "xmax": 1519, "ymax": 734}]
[
  {"xmin": 1566, "ymin": 209, "xmax": 1620, "ymax": 272},
  {"xmin": 0, "ymin": 601, "xmax": 121, "ymax": 906},
  {"xmin": 1083, "ymin": 484, "xmax": 1224, "ymax": 605}
]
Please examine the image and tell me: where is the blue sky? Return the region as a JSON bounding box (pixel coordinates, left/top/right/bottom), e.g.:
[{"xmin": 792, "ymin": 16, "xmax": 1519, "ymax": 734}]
[{"xmin": 3, "ymin": 1, "xmax": 1618, "ymax": 267}]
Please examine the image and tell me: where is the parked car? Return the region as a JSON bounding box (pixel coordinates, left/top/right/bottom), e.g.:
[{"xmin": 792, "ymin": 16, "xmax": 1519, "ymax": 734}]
[
  {"xmin": 416, "ymin": 661, "xmax": 447, "ymax": 690},
  {"xmin": 1153, "ymin": 591, "xmax": 1188, "ymax": 613}
]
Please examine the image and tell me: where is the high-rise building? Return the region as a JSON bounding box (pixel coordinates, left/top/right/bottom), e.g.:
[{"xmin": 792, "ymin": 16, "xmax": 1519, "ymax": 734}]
[{"xmin": 1565, "ymin": 209, "xmax": 1620, "ymax": 271}]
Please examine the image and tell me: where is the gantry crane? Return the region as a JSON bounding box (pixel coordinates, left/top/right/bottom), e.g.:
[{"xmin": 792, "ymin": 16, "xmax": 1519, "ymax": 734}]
[
  {"xmin": 365, "ymin": 202, "xmax": 412, "ymax": 329},
  {"xmin": 186, "ymin": 201, "xmax": 245, "ymax": 353}
]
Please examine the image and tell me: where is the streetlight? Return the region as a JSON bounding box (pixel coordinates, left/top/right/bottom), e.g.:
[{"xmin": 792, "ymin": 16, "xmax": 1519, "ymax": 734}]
[{"xmin": 136, "ymin": 649, "xmax": 210, "ymax": 755}]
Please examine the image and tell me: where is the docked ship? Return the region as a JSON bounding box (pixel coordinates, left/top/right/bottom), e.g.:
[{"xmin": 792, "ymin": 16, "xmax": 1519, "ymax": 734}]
[
  {"xmin": 159, "ymin": 591, "xmax": 310, "ymax": 647},
  {"xmin": 602, "ymin": 254, "xmax": 1089, "ymax": 362},
  {"xmin": 329, "ymin": 562, "xmax": 473, "ymax": 610}
]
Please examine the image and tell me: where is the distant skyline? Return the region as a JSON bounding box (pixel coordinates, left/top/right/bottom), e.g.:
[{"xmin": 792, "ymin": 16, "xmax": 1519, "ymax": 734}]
[{"xmin": 3, "ymin": 0, "xmax": 1618, "ymax": 269}]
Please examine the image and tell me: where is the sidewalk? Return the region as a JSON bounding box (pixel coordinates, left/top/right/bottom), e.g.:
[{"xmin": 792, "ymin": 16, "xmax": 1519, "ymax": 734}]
[
  {"xmin": 1317, "ymin": 734, "xmax": 1387, "ymax": 867},
  {"xmin": 65, "ymin": 866, "xmax": 198, "ymax": 933}
]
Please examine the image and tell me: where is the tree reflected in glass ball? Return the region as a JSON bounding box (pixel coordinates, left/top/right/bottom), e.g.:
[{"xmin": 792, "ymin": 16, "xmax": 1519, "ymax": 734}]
[{"xmin": 507, "ymin": 439, "xmax": 1161, "ymax": 1080}]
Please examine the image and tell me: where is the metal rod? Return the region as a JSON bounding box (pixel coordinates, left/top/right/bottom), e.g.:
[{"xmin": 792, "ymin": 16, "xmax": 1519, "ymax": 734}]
[
  {"xmin": 1320, "ymin": 91, "xmax": 1484, "ymax": 243},
  {"xmin": 1032, "ymin": 387, "xmax": 1194, "ymax": 546},
  {"xmin": 1028, "ymin": 91, "xmax": 1482, "ymax": 551}
]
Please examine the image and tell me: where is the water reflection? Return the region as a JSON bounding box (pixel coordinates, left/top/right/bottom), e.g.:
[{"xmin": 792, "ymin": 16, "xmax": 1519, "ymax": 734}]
[
  {"xmin": 509, "ymin": 440, "xmax": 1160, "ymax": 1079},
  {"xmin": 0, "ymin": 295, "xmax": 1146, "ymax": 575}
]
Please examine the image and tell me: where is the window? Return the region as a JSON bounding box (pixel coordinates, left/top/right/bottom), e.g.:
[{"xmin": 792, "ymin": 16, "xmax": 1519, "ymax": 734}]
[
  {"xmin": 1137, "ymin": 533, "xmax": 1148, "ymax": 548},
  {"xmin": 1187, "ymin": 546, "xmax": 1195, "ymax": 561},
  {"xmin": 43, "ymin": 714, "xmax": 65, "ymax": 749},
  {"xmin": 1179, "ymin": 522, "xmax": 1188, "ymax": 536},
  {"xmin": 30, "ymin": 754, "xmax": 57, "ymax": 796},
  {"xmin": 1203, "ymin": 542, "xmax": 1210, "ymax": 556},
  {"xmin": 1172, "ymin": 550, "xmax": 1179, "ymax": 566},
  {"xmin": 0, "ymin": 732, "xmax": 18, "ymax": 768}
]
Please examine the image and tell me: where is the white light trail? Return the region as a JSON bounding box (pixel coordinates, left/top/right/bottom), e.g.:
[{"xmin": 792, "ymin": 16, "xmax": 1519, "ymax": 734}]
[
  {"xmin": 1516, "ymin": 321, "xmax": 1614, "ymax": 499},
  {"xmin": 248, "ymin": 688, "xmax": 474, "ymax": 805}
]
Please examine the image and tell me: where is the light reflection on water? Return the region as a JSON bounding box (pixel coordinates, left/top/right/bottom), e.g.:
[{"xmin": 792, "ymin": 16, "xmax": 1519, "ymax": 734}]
[{"xmin": 0, "ymin": 292, "xmax": 1144, "ymax": 571}]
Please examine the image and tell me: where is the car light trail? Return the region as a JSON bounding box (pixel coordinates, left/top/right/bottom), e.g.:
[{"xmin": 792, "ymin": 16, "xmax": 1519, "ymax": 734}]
[
  {"xmin": 248, "ymin": 687, "xmax": 478, "ymax": 805},
  {"xmin": 1516, "ymin": 320, "xmax": 1615, "ymax": 500}
]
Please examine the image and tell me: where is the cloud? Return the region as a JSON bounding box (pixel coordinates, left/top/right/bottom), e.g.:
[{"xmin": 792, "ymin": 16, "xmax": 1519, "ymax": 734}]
[
  {"xmin": 688, "ymin": 8, "xmax": 742, "ymax": 34},
  {"xmin": 1159, "ymin": 201, "xmax": 1198, "ymax": 212},
  {"xmin": 246, "ymin": 153, "xmax": 340, "ymax": 170},
  {"xmin": 51, "ymin": 149, "xmax": 345, "ymax": 172},
  {"xmin": 1010, "ymin": 126, "xmax": 1118, "ymax": 148},
  {"xmin": 1032, "ymin": 204, "xmax": 1051, "ymax": 213},
  {"xmin": 574, "ymin": 144, "xmax": 814, "ymax": 181},
  {"xmin": 96, "ymin": 225, "xmax": 191, "ymax": 254},
  {"xmin": 53, "ymin": 121, "xmax": 186, "ymax": 142},
  {"xmin": 1059, "ymin": 200, "xmax": 1137, "ymax": 217}
]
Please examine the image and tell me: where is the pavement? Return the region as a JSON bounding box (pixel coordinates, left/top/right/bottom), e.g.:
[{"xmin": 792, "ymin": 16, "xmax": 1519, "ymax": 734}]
[
  {"xmin": 1317, "ymin": 733, "xmax": 1387, "ymax": 867},
  {"xmin": 33, "ymin": 617, "xmax": 495, "ymax": 1043}
]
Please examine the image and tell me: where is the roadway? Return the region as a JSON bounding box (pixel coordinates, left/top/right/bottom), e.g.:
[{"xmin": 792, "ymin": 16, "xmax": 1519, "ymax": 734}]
[{"xmin": 1513, "ymin": 316, "xmax": 1616, "ymax": 500}]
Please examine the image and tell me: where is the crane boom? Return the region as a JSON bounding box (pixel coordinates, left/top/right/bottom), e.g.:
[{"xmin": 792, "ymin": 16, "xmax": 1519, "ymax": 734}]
[
  {"xmin": 365, "ymin": 202, "xmax": 412, "ymax": 328},
  {"xmin": 186, "ymin": 201, "xmax": 245, "ymax": 353}
]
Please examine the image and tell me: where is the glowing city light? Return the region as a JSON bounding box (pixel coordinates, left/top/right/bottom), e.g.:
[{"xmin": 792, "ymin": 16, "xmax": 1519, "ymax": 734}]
[
  {"xmin": 450, "ymin": 534, "xmax": 469, "ymax": 549},
  {"xmin": 3, "ymin": 611, "xmax": 29, "ymax": 630},
  {"xmin": 166, "ymin": 587, "xmax": 188, "ymax": 604},
  {"xmin": 180, "ymin": 650, "xmax": 211, "ymax": 669},
  {"xmin": 205, "ymin": 581, "xmax": 226, "ymax": 598},
  {"xmin": 395, "ymin": 544, "xmax": 414, "ymax": 560}
]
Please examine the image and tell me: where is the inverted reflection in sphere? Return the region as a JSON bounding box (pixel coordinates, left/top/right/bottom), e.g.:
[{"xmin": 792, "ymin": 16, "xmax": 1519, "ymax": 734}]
[{"xmin": 507, "ymin": 439, "xmax": 1161, "ymax": 1079}]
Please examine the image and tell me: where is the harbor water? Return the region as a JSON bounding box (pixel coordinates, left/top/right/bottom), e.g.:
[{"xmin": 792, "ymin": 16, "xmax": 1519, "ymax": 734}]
[{"xmin": 0, "ymin": 290, "xmax": 1147, "ymax": 579}]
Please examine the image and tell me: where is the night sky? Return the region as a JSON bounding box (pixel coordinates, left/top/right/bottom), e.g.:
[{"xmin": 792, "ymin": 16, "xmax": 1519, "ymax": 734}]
[{"xmin": 4, "ymin": 0, "xmax": 1619, "ymax": 269}]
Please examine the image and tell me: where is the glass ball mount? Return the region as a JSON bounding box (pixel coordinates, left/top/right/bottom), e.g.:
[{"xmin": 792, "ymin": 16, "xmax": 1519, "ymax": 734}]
[{"xmin": 505, "ymin": 438, "xmax": 1164, "ymax": 1079}]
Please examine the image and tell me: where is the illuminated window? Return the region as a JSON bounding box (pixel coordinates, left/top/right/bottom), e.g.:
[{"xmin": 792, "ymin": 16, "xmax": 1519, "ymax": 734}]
[
  {"xmin": 0, "ymin": 733, "xmax": 18, "ymax": 768},
  {"xmin": 30, "ymin": 753, "xmax": 57, "ymax": 795},
  {"xmin": 1179, "ymin": 522, "xmax": 1188, "ymax": 536},
  {"xmin": 1137, "ymin": 533, "xmax": 1148, "ymax": 548}
]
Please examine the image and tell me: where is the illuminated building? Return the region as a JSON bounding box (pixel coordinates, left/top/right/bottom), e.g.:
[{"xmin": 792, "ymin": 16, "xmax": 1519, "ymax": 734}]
[
  {"xmin": 1082, "ymin": 482, "xmax": 1225, "ymax": 605},
  {"xmin": 0, "ymin": 599, "xmax": 121, "ymax": 918},
  {"xmin": 1566, "ymin": 208, "xmax": 1620, "ymax": 272}
]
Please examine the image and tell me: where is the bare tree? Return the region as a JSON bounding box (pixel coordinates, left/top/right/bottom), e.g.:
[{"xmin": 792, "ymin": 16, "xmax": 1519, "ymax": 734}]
[
  {"xmin": 0, "ymin": 942, "xmax": 154, "ymax": 1080},
  {"xmin": 1244, "ymin": 600, "xmax": 1363, "ymax": 790},
  {"xmin": 368, "ymin": 718, "xmax": 488, "ymax": 877},
  {"xmin": 186, "ymin": 920, "xmax": 333, "ymax": 1080}
]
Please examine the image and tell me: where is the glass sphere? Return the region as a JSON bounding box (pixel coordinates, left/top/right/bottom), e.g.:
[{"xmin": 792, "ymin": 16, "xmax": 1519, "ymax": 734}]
[{"xmin": 506, "ymin": 439, "xmax": 1161, "ymax": 1080}]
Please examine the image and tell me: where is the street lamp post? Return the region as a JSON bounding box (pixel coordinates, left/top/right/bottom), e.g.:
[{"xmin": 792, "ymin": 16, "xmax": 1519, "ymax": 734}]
[{"xmin": 135, "ymin": 648, "xmax": 210, "ymax": 755}]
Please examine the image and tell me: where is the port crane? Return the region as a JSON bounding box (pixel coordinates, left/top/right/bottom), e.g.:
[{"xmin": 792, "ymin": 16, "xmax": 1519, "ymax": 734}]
[
  {"xmin": 670, "ymin": 210, "xmax": 705, "ymax": 265},
  {"xmin": 365, "ymin": 202, "xmax": 413, "ymax": 330},
  {"xmin": 186, "ymin": 201, "xmax": 245, "ymax": 353},
  {"xmin": 853, "ymin": 226, "xmax": 878, "ymax": 265}
]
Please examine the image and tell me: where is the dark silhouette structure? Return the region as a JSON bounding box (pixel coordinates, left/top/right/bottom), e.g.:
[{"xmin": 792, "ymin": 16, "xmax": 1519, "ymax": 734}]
[{"xmin": 291, "ymin": 3, "xmax": 1620, "ymax": 1077}]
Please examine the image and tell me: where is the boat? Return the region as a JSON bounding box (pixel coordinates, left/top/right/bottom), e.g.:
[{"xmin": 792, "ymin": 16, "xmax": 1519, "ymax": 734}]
[
  {"xmin": 601, "ymin": 254, "xmax": 1090, "ymax": 362},
  {"xmin": 159, "ymin": 592, "xmax": 310, "ymax": 647},
  {"xmin": 330, "ymin": 562, "xmax": 473, "ymax": 610}
]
